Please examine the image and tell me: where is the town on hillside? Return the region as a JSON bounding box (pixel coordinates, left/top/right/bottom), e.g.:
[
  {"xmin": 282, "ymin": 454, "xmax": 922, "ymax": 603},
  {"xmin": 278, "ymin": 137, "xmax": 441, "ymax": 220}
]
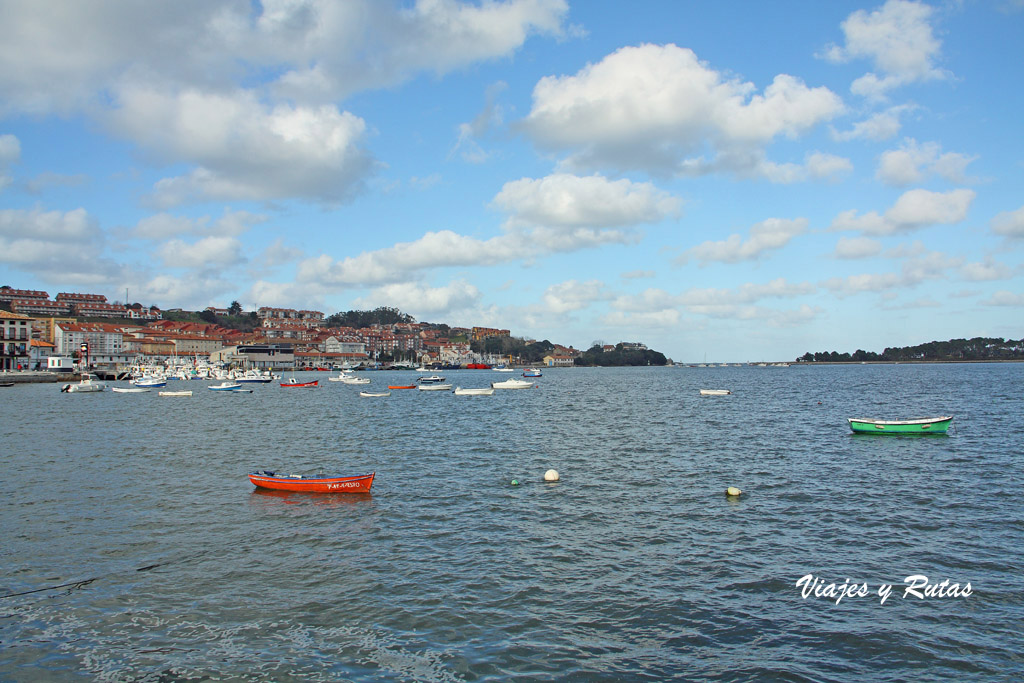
[{"xmin": 0, "ymin": 286, "xmax": 665, "ymax": 373}]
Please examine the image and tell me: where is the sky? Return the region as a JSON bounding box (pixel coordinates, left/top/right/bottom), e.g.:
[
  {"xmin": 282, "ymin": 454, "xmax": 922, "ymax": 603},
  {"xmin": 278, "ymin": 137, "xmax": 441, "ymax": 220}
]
[{"xmin": 1, "ymin": 0, "xmax": 1023, "ymax": 362}]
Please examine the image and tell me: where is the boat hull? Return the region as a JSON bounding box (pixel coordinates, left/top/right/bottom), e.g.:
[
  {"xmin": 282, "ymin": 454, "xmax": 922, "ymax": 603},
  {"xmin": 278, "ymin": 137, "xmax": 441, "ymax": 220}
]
[
  {"xmin": 249, "ymin": 471, "xmax": 375, "ymax": 493},
  {"xmin": 848, "ymin": 416, "xmax": 953, "ymax": 434},
  {"xmin": 280, "ymin": 380, "xmax": 319, "ymax": 387}
]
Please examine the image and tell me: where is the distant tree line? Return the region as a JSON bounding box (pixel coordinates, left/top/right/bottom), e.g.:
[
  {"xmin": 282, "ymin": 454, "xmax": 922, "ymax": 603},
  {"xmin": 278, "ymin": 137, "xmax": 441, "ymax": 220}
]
[
  {"xmin": 798, "ymin": 337, "xmax": 1024, "ymax": 363},
  {"xmin": 577, "ymin": 344, "xmax": 668, "ymax": 367},
  {"xmin": 470, "ymin": 336, "xmax": 557, "ymax": 363},
  {"xmin": 325, "ymin": 306, "xmax": 415, "ymax": 328}
]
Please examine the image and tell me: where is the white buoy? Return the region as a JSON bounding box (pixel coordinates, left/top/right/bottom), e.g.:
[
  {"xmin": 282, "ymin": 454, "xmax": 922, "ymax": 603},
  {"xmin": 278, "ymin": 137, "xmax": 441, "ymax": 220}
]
[
  {"xmin": 726, "ymin": 486, "xmax": 742, "ymax": 497},
  {"xmin": 544, "ymin": 469, "xmax": 560, "ymax": 482}
]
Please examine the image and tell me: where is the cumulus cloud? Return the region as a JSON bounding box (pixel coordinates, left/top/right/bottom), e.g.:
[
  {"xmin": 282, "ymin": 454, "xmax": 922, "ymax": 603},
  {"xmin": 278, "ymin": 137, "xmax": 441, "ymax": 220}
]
[
  {"xmin": 820, "ymin": 249, "xmax": 961, "ymax": 295},
  {"xmin": 960, "ymin": 260, "xmax": 1013, "ymax": 282},
  {"xmin": 821, "ymin": 0, "xmax": 947, "ymax": 99},
  {"xmin": 982, "ymin": 291, "xmax": 1024, "ymax": 307},
  {"xmin": 520, "ymin": 43, "xmax": 843, "ymax": 178},
  {"xmin": 991, "ymin": 206, "xmax": 1024, "ymax": 238},
  {"xmin": 876, "ymin": 139, "xmax": 977, "ymax": 186},
  {"xmin": 132, "ymin": 209, "xmax": 267, "ymax": 240},
  {"xmin": 833, "ymin": 236, "xmax": 883, "ymax": 259},
  {"xmin": 354, "ymin": 280, "xmax": 482, "ymax": 315},
  {"xmin": 542, "ymin": 279, "xmax": 609, "ymax": 313},
  {"xmin": 830, "ymin": 188, "xmax": 975, "ymax": 235},
  {"xmin": 302, "ymin": 173, "xmax": 675, "ymax": 288},
  {"xmin": 684, "ymin": 218, "xmax": 808, "ymax": 265},
  {"xmin": 831, "ymin": 105, "xmax": 914, "ymax": 141},
  {"xmin": 0, "ymin": 207, "xmax": 125, "ymax": 283},
  {"xmin": 157, "ymin": 236, "xmax": 245, "ymax": 269},
  {"xmin": 0, "ymin": 134, "xmax": 19, "ymax": 190}
]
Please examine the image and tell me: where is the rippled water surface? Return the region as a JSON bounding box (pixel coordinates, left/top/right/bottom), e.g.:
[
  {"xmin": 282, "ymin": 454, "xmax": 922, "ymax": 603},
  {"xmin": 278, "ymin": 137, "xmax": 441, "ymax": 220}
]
[{"xmin": 2, "ymin": 364, "xmax": 1022, "ymax": 681}]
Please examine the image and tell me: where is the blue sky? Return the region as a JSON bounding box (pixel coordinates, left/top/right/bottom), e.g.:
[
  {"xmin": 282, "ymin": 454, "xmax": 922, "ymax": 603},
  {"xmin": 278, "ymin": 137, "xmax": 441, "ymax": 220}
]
[{"xmin": 1, "ymin": 0, "xmax": 1022, "ymax": 362}]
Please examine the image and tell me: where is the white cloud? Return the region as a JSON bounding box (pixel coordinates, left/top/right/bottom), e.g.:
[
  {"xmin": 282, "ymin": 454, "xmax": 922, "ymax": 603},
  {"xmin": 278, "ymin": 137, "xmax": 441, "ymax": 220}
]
[
  {"xmin": 493, "ymin": 173, "xmax": 681, "ymax": 228},
  {"xmin": 960, "ymin": 260, "xmax": 1013, "ymax": 282},
  {"xmin": 876, "ymin": 139, "xmax": 977, "ymax": 186},
  {"xmin": 831, "ymin": 188, "xmax": 975, "ymax": 235},
  {"xmin": 132, "ymin": 209, "xmax": 266, "ymax": 240},
  {"xmin": 0, "ymin": 134, "xmax": 19, "ymax": 190},
  {"xmin": 521, "ymin": 43, "xmax": 843, "ymax": 177},
  {"xmin": 831, "ymin": 105, "xmax": 913, "ymax": 141},
  {"xmin": 542, "ymin": 279, "xmax": 609, "ymax": 313},
  {"xmin": 991, "ymin": 206, "xmax": 1024, "ymax": 238},
  {"xmin": 685, "ymin": 218, "xmax": 808, "ymax": 265},
  {"xmin": 833, "ymin": 236, "xmax": 883, "ymax": 259},
  {"xmin": 157, "ymin": 236, "xmax": 245, "ymax": 268},
  {"xmin": 820, "ymin": 249, "xmax": 961, "ymax": 295},
  {"xmin": 107, "ymin": 87, "xmax": 375, "ymax": 207},
  {"xmin": 822, "ymin": 0, "xmax": 947, "ymax": 99},
  {"xmin": 354, "ymin": 280, "xmax": 482, "ymax": 315},
  {"xmin": 982, "ymin": 291, "xmax": 1024, "ymax": 307}
]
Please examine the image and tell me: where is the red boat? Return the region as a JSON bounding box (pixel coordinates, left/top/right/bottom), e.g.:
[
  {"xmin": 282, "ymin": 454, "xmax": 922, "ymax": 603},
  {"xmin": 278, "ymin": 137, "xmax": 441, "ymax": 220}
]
[
  {"xmin": 280, "ymin": 378, "xmax": 319, "ymax": 387},
  {"xmin": 388, "ymin": 385, "xmax": 416, "ymax": 389},
  {"xmin": 249, "ymin": 471, "xmax": 375, "ymax": 493}
]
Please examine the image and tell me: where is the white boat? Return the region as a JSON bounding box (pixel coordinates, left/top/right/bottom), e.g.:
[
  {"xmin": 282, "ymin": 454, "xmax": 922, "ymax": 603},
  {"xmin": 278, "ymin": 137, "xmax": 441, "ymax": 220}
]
[
  {"xmin": 359, "ymin": 391, "xmax": 391, "ymax": 397},
  {"xmin": 133, "ymin": 376, "xmax": 167, "ymax": 388},
  {"xmin": 491, "ymin": 378, "xmax": 535, "ymax": 390},
  {"xmin": 159, "ymin": 390, "xmax": 192, "ymax": 396},
  {"xmin": 699, "ymin": 389, "xmax": 732, "ymax": 396},
  {"xmin": 454, "ymin": 387, "xmax": 494, "ymax": 396},
  {"xmin": 61, "ymin": 375, "xmax": 105, "ymax": 393},
  {"xmin": 417, "ymin": 375, "xmax": 446, "ymax": 384},
  {"xmin": 208, "ymin": 382, "xmax": 243, "ymax": 391},
  {"xmin": 341, "ymin": 376, "xmax": 371, "ymax": 385},
  {"xmin": 417, "ymin": 383, "xmax": 453, "ymax": 391},
  {"xmin": 112, "ymin": 387, "xmax": 150, "ymax": 394},
  {"xmin": 492, "ymin": 367, "xmax": 515, "ymax": 372}
]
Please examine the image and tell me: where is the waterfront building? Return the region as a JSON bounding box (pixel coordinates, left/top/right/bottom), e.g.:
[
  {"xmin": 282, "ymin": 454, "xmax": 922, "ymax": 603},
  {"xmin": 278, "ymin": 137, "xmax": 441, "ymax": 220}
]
[
  {"xmin": 53, "ymin": 322, "xmax": 135, "ymax": 366},
  {"xmin": 1, "ymin": 310, "xmax": 33, "ymax": 371}
]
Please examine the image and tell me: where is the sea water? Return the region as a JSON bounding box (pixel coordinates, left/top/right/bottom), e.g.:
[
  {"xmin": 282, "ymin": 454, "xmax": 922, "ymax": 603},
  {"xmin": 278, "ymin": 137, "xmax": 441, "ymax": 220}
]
[{"xmin": 1, "ymin": 363, "xmax": 1022, "ymax": 681}]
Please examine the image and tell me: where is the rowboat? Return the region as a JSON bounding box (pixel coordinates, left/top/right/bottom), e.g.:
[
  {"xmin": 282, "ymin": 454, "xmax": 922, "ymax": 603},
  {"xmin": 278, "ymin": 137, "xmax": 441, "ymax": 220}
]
[
  {"xmin": 848, "ymin": 416, "xmax": 953, "ymax": 434},
  {"xmin": 280, "ymin": 378, "xmax": 318, "ymax": 387},
  {"xmin": 699, "ymin": 389, "xmax": 731, "ymax": 396},
  {"xmin": 454, "ymin": 387, "xmax": 494, "ymax": 396},
  {"xmin": 491, "ymin": 378, "xmax": 534, "ymax": 389},
  {"xmin": 388, "ymin": 385, "xmax": 416, "ymax": 390},
  {"xmin": 248, "ymin": 470, "xmax": 375, "ymax": 493},
  {"xmin": 359, "ymin": 391, "xmax": 391, "ymax": 397},
  {"xmin": 112, "ymin": 386, "xmax": 150, "ymax": 393},
  {"xmin": 158, "ymin": 390, "xmax": 192, "ymax": 396},
  {"xmin": 418, "ymin": 383, "xmax": 453, "ymax": 391}
]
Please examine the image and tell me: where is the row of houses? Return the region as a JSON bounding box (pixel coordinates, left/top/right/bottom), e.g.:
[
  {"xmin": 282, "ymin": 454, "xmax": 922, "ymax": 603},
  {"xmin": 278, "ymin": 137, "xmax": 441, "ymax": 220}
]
[{"xmin": 0, "ymin": 287, "xmax": 161, "ymax": 320}]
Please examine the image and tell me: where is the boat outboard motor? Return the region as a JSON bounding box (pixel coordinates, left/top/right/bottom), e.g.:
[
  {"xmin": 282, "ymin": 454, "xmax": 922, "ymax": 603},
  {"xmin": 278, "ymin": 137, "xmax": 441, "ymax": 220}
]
[{"xmin": 61, "ymin": 384, "xmax": 70, "ymax": 392}]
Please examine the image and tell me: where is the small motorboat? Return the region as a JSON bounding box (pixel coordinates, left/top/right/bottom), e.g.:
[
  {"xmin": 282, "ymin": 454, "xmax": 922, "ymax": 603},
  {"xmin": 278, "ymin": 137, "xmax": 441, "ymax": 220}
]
[
  {"xmin": 454, "ymin": 387, "xmax": 495, "ymax": 396},
  {"xmin": 61, "ymin": 375, "xmax": 105, "ymax": 393},
  {"xmin": 248, "ymin": 470, "xmax": 375, "ymax": 493},
  {"xmin": 208, "ymin": 382, "xmax": 243, "ymax": 391},
  {"xmin": 699, "ymin": 389, "xmax": 731, "ymax": 396},
  {"xmin": 417, "ymin": 375, "xmax": 446, "ymax": 383},
  {"xmin": 388, "ymin": 385, "xmax": 416, "ymax": 390},
  {"xmin": 522, "ymin": 368, "xmax": 542, "ymax": 377},
  {"xmin": 133, "ymin": 376, "xmax": 167, "ymax": 388},
  {"xmin": 491, "ymin": 378, "xmax": 535, "ymax": 390},
  {"xmin": 359, "ymin": 391, "xmax": 391, "ymax": 397},
  {"xmin": 417, "ymin": 383, "xmax": 453, "ymax": 391},
  {"xmin": 848, "ymin": 416, "xmax": 953, "ymax": 435},
  {"xmin": 112, "ymin": 386, "xmax": 150, "ymax": 393},
  {"xmin": 159, "ymin": 390, "xmax": 192, "ymax": 396},
  {"xmin": 280, "ymin": 378, "xmax": 319, "ymax": 387}
]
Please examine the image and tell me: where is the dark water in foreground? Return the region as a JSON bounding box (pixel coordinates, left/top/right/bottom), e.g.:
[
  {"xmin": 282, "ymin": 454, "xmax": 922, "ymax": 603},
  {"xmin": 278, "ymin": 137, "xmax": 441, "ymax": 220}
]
[{"xmin": 1, "ymin": 364, "xmax": 1022, "ymax": 681}]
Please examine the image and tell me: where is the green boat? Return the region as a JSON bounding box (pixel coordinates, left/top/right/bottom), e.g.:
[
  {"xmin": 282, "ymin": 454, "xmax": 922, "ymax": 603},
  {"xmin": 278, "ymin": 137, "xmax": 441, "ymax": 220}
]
[{"xmin": 848, "ymin": 416, "xmax": 953, "ymax": 435}]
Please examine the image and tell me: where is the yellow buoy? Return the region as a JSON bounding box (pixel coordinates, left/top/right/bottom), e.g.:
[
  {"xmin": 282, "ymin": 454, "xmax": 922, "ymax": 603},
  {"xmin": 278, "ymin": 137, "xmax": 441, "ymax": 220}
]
[
  {"xmin": 726, "ymin": 486, "xmax": 742, "ymax": 497},
  {"xmin": 544, "ymin": 469, "xmax": 560, "ymax": 482}
]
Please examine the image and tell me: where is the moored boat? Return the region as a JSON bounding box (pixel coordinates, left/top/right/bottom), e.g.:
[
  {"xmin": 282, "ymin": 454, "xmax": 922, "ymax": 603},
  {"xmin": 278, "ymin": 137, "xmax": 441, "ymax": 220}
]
[
  {"xmin": 359, "ymin": 391, "xmax": 391, "ymax": 397},
  {"xmin": 112, "ymin": 386, "xmax": 150, "ymax": 393},
  {"xmin": 159, "ymin": 390, "xmax": 192, "ymax": 396},
  {"xmin": 699, "ymin": 389, "xmax": 731, "ymax": 396},
  {"xmin": 61, "ymin": 375, "xmax": 105, "ymax": 393},
  {"xmin": 848, "ymin": 416, "xmax": 953, "ymax": 434},
  {"xmin": 454, "ymin": 386, "xmax": 494, "ymax": 396},
  {"xmin": 418, "ymin": 383, "xmax": 453, "ymax": 391},
  {"xmin": 388, "ymin": 385, "xmax": 416, "ymax": 390},
  {"xmin": 491, "ymin": 378, "xmax": 535, "ymax": 390},
  {"xmin": 209, "ymin": 382, "xmax": 243, "ymax": 391},
  {"xmin": 280, "ymin": 378, "xmax": 319, "ymax": 387},
  {"xmin": 522, "ymin": 368, "xmax": 542, "ymax": 377},
  {"xmin": 248, "ymin": 470, "xmax": 375, "ymax": 493}
]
